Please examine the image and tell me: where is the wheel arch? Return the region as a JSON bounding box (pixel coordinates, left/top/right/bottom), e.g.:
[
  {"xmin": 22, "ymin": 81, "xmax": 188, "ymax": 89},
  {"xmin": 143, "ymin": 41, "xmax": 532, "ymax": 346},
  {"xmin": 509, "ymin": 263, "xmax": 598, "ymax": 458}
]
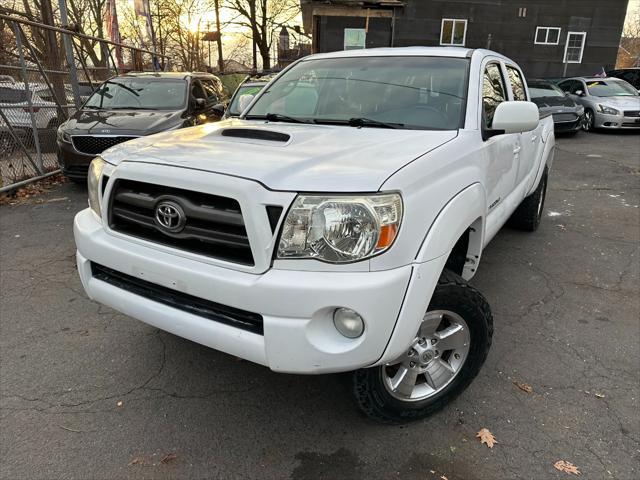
[{"xmin": 415, "ymin": 182, "xmax": 486, "ymax": 280}]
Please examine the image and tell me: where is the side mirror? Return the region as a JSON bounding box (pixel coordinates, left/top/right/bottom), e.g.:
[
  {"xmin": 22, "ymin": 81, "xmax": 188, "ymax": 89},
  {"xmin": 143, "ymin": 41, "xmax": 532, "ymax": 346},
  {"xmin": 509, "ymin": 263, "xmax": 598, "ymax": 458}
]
[
  {"xmin": 194, "ymin": 98, "xmax": 206, "ymax": 110},
  {"xmin": 237, "ymin": 94, "xmax": 255, "ymax": 113},
  {"xmin": 491, "ymin": 101, "xmax": 539, "ymax": 134},
  {"xmin": 212, "ymin": 103, "xmax": 225, "ymax": 117},
  {"xmin": 574, "ymin": 90, "xmax": 584, "ymax": 97}
]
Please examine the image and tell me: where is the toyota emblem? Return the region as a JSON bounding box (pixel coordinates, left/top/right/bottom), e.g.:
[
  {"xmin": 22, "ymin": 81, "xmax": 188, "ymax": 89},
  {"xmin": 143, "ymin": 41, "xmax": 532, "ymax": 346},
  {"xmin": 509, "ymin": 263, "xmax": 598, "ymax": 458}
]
[{"xmin": 154, "ymin": 201, "xmax": 186, "ymax": 233}]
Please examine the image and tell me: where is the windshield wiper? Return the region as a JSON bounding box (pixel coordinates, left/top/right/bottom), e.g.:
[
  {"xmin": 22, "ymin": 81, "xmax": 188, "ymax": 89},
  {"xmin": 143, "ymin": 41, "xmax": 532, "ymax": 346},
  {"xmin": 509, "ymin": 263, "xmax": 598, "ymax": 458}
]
[
  {"xmin": 104, "ymin": 80, "xmax": 140, "ymax": 97},
  {"xmin": 246, "ymin": 113, "xmax": 311, "ymax": 124},
  {"xmin": 108, "ymin": 106, "xmax": 157, "ymax": 110},
  {"xmin": 348, "ymin": 117, "xmax": 404, "ymax": 129}
]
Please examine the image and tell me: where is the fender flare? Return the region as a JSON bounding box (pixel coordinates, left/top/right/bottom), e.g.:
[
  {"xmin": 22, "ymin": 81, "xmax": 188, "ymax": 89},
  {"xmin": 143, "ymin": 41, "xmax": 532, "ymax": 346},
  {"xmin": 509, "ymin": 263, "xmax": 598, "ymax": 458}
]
[{"xmin": 415, "ymin": 182, "xmax": 486, "ymax": 279}]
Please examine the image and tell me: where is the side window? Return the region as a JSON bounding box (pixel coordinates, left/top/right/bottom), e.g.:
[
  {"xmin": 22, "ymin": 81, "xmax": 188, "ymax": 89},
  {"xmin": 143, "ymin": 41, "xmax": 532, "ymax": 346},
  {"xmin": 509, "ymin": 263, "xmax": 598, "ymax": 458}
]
[
  {"xmin": 506, "ymin": 66, "xmax": 527, "ymax": 101},
  {"xmin": 482, "ymin": 63, "xmax": 507, "ymax": 128},
  {"xmin": 558, "ymin": 81, "xmax": 572, "ymax": 93},
  {"xmin": 191, "ymin": 80, "xmax": 206, "ymax": 101},
  {"xmin": 571, "ymin": 80, "xmax": 585, "ymax": 94},
  {"xmin": 201, "ymin": 79, "xmax": 220, "ymax": 104}
]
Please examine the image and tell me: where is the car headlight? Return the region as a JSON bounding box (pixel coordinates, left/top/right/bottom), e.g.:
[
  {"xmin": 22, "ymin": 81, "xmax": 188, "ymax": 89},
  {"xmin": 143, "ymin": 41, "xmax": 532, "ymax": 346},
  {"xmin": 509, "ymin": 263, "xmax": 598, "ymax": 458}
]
[
  {"xmin": 87, "ymin": 157, "xmax": 106, "ymax": 219},
  {"xmin": 597, "ymin": 104, "xmax": 619, "ymax": 115},
  {"xmin": 56, "ymin": 127, "xmax": 71, "ymax": 143},
  {"xmin": 277, "ymin": 193, "xmax": 403, "ymax": 263}
]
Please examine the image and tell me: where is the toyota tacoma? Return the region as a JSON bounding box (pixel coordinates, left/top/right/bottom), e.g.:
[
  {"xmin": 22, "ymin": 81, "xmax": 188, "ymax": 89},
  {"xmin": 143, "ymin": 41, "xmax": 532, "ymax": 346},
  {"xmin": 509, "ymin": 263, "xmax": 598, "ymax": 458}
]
[{"xmin": 74, "ymin": 48, "xmax": 555, "ymax": 423}]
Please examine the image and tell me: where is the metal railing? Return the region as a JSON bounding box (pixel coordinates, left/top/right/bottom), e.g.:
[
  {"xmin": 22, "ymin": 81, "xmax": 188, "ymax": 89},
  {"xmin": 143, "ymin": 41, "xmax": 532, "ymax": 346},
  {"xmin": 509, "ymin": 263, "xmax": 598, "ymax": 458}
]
[{"xmin": 0, "ymin": 12, "xmax": 169, "ymax": 191}]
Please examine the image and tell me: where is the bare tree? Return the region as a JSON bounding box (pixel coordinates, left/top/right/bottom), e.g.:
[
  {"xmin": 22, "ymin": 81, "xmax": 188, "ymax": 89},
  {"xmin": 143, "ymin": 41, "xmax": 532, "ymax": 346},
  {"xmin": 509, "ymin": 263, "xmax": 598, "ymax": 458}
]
[{"xmin": 225, "ymin": 0, "xmax": 300, "ymax": 69}]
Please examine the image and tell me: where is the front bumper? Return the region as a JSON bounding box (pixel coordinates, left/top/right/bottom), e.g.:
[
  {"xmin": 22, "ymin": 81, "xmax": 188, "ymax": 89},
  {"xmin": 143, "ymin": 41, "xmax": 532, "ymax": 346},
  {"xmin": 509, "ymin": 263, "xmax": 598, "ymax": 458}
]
[
  {"xmin": 594, "ymin": 112, "xmax": 640, "ymax": 129},
  {"xmin": 56, "ymin": 140, "xmax": 94, "ymax": 178},
  {"xmin": 74, "ymin": 208, "xmax": 444, "ymax": 374}
]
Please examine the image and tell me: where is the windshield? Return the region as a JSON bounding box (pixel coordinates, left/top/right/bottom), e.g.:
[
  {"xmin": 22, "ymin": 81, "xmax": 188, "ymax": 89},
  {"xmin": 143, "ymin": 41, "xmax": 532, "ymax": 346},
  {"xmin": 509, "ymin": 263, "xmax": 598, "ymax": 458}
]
[
  {"xmin": 228, "ymin": 84, "xmax": 266, "ymax": 116},
  {"xmin": 586, "ymin": 79, "xmax": 638, "ymax": 97},
  {"xmin": 85, "ymin": 78, "xmax": 187, "ymax": 110},
  {"xmin": 529, "ymin": 82, "xmax": 565, "ymax": 98},
  {"xmin": 245, "ymin": 56, "xmax": 470, "ymax": 130}
]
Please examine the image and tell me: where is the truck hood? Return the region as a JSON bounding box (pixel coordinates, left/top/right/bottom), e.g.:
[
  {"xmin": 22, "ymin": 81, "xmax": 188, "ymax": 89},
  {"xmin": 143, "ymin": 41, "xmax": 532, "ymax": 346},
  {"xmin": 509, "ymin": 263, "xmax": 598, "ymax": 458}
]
[
  {"xmin": 101, "ymin": 120, "xmax": 458, "ymax": 192},
  {"xmin": 65, "ymin": 109, "xmax": 184, "ymax": 135}
]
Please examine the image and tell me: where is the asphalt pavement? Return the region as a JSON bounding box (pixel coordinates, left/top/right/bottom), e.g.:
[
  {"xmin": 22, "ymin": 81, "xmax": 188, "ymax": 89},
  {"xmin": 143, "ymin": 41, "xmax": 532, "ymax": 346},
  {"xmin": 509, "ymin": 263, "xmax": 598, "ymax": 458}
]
[{"xmin": 1, "ymin": 130, "xmax": 639, "ymax": 480}]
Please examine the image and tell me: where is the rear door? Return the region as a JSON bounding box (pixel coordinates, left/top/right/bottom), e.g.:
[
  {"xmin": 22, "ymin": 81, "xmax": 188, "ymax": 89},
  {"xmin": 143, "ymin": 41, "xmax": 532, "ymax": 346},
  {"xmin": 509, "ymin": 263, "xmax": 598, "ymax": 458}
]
[{"xmin": 505, "ymin": 64, "xmax": 541, "ymax": 189}]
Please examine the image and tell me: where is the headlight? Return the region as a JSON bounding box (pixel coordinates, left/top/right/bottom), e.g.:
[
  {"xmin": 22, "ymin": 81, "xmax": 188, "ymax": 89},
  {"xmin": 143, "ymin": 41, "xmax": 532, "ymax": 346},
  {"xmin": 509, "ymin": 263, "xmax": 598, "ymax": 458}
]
[
  {"xmin": 56, "ymin": 127, "xmax": 71, "ymax": 143},
  {"xmin": 597, "ymin": 104, "xmax": 619, "ymax": 115},
  {"xmin": 277, "ymin": 193, "xmax": 403, "ymax": 263},
  {"xmin": 87, "ymin": 157, "xmax": 106, "ymax": 219}
]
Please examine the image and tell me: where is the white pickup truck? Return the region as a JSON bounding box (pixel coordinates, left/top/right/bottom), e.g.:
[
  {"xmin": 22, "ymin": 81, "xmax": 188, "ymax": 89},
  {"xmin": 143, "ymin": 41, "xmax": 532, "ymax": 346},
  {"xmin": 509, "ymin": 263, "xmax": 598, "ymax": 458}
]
[{"xmin": 74, "ymin": 47, "xmax": 554, "ymax": 423}]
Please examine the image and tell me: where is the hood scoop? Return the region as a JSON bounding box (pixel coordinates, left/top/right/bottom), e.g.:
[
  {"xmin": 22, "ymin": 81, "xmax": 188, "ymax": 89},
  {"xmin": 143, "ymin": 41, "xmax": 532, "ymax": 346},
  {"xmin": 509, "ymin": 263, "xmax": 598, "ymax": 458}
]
[{"xmin": 220, "ymin": 128, "xmax": 290, "ymax": 143}]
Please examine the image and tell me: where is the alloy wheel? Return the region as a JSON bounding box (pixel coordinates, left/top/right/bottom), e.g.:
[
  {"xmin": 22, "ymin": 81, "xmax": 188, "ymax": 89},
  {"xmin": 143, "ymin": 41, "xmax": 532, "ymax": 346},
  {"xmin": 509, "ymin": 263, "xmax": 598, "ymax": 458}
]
[{"xmin": 382, "ymin": 310, "xmax": 471, "ymax": 401}]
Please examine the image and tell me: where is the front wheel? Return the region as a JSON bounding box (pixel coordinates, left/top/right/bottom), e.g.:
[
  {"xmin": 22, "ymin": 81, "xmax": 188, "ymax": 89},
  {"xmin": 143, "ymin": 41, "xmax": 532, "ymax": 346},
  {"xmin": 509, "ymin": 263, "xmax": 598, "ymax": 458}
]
[
  {"xmin": 352, "ymin": 270, "xmax": 493, "ymax": 423},
  {"xmin": 581, "ymin": 110, "xmax": 595, "ymax": 131}
]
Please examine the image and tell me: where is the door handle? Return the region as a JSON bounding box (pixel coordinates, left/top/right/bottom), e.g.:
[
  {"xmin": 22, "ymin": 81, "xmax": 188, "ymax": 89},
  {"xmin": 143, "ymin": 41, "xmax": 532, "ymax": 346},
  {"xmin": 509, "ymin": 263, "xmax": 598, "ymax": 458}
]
[
  {"xmin": 531, "ymin": 135, "xmax": 537, "ymax": 143},
  {"xmin": 513, "ymin": 145, "xmax": 522, "ymax": 154}
]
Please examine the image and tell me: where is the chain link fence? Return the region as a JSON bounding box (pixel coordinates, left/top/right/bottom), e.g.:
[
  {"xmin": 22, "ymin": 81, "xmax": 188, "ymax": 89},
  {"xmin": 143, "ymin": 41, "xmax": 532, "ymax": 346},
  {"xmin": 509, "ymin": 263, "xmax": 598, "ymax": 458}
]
[{"xmin": 0, "ymin": 13, "xmax": 168, "ymax": 191}]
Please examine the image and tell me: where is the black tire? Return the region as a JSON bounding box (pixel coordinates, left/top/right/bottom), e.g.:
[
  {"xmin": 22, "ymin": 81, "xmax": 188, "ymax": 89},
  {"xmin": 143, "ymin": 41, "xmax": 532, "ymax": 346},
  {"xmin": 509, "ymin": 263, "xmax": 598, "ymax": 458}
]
[
  {"xmin": 508, "ymin": 167, "xmax": 548, "ymax": 232},
  {"xmin": 352, "ymin": 270, "xmax": 493, "ymax": 424}
]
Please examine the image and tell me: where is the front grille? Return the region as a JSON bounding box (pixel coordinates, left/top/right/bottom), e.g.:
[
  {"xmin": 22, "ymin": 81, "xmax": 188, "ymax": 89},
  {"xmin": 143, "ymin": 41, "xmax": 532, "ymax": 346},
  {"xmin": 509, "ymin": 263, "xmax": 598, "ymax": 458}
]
[
  {"xmin": 72, "ymin": 135, "xmax": 137, "ymax": 155},
  {"xmin": 552, "ymin": 113, "xmax": 578, "ymax": 122},
  {"xmin": 108, "ymin": 179, "xmax": 254, "ymax": 265},
  {"xmin": 91, "ymin": 263, "xmax": 264, "ymax": 334},
  {"xmin": 623, "ymin": 110, "xmax": 640, "ymax": 117}
]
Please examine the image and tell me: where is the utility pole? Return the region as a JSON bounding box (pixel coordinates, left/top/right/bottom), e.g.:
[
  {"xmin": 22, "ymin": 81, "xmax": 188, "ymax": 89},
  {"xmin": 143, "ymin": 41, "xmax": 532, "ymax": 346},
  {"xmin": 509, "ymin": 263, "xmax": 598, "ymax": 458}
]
[
  {"xmin": 214, "ymin": 0, "xmax": 224, "ymax": 73},
  {"xmin": 207, "ymin": 21, "xmax": 212, "ymax": 68},
  {"xmin": 249, "ymin": 0, "xmax": 257, "ymax": 70}
]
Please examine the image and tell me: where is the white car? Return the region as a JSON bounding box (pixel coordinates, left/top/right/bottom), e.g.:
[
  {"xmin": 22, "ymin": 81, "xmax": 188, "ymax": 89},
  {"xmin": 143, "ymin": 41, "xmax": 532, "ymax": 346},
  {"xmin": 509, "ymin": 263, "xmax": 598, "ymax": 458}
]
[
  {"xmin": 0, "ymin": 82, "xmax": 59, "ymax": 130},
  {"xmin": 74, "ymin": 47, "xmax": 555, "ymax": 422}
]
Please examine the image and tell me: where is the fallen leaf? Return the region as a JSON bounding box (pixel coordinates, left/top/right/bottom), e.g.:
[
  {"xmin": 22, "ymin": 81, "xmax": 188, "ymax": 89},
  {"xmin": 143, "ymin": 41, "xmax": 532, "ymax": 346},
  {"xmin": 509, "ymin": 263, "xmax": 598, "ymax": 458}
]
[
  {"xmin": 514, "ymin": 381, "xmax": 533, "ymax": 393},
  {"xmin": 554, "ymin": 460, "xmax": 581, "ymax": 475},
  {"xmin": 128, "ymin": 457, "xmax": 144, "ymax": 466},
  {"xmin": 594, "ymin": 393, "xmax": 605, "ymax": 399},
  {"xmin": 440, "ymin": 476, "xmax": 448, "ymax": 480},
  {"xmin": 116, "ymin": 401, "xmax": 123, "ymax": 407},
  {"xmin": 160, "ymin": 453, "xmax": 177, "ymax": 464},
  {"xmin": 476, "ymin": 428, "xmax": 497, "ymax": 448}
]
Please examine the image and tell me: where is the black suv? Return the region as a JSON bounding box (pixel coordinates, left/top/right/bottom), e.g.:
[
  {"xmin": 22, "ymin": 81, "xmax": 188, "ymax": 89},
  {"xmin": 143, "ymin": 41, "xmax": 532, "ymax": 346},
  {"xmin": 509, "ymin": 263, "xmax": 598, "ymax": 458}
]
[{"xmin": 56, "ymin": 72, "xmax": 225, "ymax": 181}]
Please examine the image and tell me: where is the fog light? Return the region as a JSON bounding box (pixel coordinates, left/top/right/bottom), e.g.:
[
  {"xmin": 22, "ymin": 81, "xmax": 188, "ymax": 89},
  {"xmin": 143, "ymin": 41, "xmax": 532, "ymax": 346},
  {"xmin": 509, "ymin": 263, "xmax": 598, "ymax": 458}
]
[{"xmin": 333, "ymin": 308, "xmax": 364, "ymax": 338}]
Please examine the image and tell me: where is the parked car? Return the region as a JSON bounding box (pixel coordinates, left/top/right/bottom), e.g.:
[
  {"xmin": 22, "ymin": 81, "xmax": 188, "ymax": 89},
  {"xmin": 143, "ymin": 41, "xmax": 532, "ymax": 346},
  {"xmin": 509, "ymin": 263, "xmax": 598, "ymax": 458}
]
[
  {"xmin": 528, "ymin": 78, "xmax": 583, "ymax": 134},
  {"xmin": 606, "ymin": 68, "xmax": 640, "ymax": 90},
  {"xmin": 56, "ymin": 72, "xmax": 225, "ymax": 181},
  {"xmin": 223, "ymin": 73, "xmax": 278, "ymax": 118},
  {"xmin": 0, "ymin": 82, "xmax": 59, "ymax": 130},
  {"xmin": 557, "ymin": 77, "xmax": 640, "ymax": 131},
  {"xmin": 73, "ymin": 47, "xmax": 554, "ymax": 423}
]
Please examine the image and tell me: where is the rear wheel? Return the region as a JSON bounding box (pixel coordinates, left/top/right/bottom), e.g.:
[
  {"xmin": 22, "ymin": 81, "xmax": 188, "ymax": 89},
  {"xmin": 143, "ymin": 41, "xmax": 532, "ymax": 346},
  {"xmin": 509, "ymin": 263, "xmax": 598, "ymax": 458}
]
[
  {"xmin": 508, "ymin": 167, "xmax": 548, "ymax": 232},
  {"xmin": 352, "ymin": 270, "xmax": 493, "ymax": 423}
]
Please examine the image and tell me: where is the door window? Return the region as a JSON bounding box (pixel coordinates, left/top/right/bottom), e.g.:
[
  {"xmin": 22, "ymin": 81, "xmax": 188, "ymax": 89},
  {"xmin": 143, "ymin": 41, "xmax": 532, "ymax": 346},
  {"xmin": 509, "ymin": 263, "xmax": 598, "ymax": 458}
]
[
  {"xmin": 506, "ymin": 66, "xmax": 527, "ymax": 101},
  {"xmin": 191, "ymin": 81, "xmax": 207, "ymax": 102},
  {"xmin": 201, "ymin": 79, "xmax": 220, "ymax": 104},
  {"xmin": 482, "ymin": 63, "xmax": 507, "ymax": 128}
]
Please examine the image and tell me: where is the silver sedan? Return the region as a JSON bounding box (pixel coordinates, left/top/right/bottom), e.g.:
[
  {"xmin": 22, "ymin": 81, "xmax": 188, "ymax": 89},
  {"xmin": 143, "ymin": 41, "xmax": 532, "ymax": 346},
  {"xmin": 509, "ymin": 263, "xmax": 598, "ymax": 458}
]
[{"xmin": 557, "ymin": 77, "xmax": 640, "ymax": 131}]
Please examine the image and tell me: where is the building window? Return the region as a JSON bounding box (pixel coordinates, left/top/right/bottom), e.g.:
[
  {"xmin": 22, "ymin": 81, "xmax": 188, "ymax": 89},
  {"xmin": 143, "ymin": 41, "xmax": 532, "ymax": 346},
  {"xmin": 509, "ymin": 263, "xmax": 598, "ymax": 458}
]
[
  {"xmin": 564, "ymin": 32, "xmax": 587, "ymax": 63},
  {"xmin": 344, "ymin": 28, "xmax": 366, "ymax": 50},
  {"xmin": 440, "ymin": 19, "xmax": 467, "ymax": 46},
  {"xmin": 518, "ymin": 7, "xmax": 527, "ymax": 18},
  {"xmin": 535, "ymin": 27, "xmax": 561, "ymax": 45}
]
